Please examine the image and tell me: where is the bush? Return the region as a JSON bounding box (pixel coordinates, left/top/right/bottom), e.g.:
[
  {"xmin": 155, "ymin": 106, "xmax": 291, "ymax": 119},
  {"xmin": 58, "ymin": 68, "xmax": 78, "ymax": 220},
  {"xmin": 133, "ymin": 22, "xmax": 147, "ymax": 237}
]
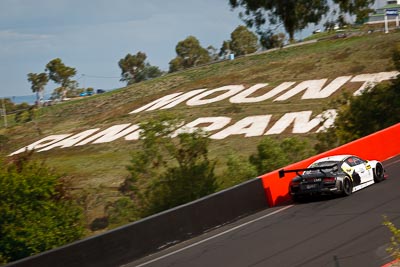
[
  {"xmin": 121, "ymin": 114, "xmax": 218, "ymax": 218},
  {"xmin": 250, "ymin": 136, "xmax": 315, "ymax": 175},
  {"xmin": 220, "ymin": 154, "xmax": 258, "ymax": 189},
  {"xmin": 0, "ymin": 152, "xmax": 84, "ymax": 263}
]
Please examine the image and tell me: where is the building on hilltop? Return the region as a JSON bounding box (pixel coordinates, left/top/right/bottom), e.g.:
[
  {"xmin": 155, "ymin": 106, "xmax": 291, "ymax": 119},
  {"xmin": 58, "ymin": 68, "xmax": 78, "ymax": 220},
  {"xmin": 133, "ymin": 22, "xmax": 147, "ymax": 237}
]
[{"xmin": 367, "ymin": 0, "xmax": 400, "ymax": 24}]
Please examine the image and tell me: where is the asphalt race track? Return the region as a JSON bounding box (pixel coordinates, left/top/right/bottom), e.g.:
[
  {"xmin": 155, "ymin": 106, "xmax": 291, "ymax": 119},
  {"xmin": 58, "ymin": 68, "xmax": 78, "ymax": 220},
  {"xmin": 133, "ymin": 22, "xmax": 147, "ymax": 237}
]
[{"xmin": 125, "ymin": 155, "xmax": 400, "ymax": 267}]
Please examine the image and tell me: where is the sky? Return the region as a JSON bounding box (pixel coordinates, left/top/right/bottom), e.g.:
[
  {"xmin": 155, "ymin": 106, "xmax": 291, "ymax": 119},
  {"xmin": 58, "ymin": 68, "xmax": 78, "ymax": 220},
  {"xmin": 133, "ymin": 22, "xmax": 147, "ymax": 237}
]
[
  {"xmin": 0, "ymin": 0, "xmax": 248, "ymax": 98},
  {"xmin": 0, "ymin": 0, "xmax": 324, "ymax": 98}
]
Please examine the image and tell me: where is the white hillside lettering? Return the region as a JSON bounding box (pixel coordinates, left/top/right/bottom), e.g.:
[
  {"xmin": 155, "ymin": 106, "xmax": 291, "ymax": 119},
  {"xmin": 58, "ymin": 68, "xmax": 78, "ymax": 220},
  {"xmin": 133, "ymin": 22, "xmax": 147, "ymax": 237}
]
[
  {"xmin": 39, "ymin": 129, "xmax": 100, "ymax": 152},
  {"xmin": 210, "ymin": 115, "xmax": 272, "ymax": 139},
  {"xmin": 128, "ymin": 71, "xmax": 399, "ymax": 114},
  {"xmin": 274, "ymin": 76, "xmax": 352, "ymax": 101},
  {"xmin": 8, "ymin": 71, "xmax": 397, "ymax": 156},
  {"xmin": 316, "ymin": 109, "xmax": 337, "ymax": 132},
  {"xmin": 172, "ymin": 117, "xmax": 232, "ymax": 137},
  {"xmin": 124, "ymin": 126, "xmax": 142, "ymax": 141},
  {"xmin": 75, "ymin": 124, "xmax": 137, "ymax": 145},
  {"xmin": 265, "ymin": 110, "xmax": 336, "ymax": 135},
  {"xmin": 8, "ymin": 110, "xmax": 335, "ymax": 155},
  {"xmin": 351, "ymin": 71, "xmax": 399, "ymax": 95},
  {"xmin": 91, "ymin": 124, "xmax": 140, "ymax": 144},
  {"xmin": 186, "ymin": 85, "xmax": 244, "ymax": 106},
  {"xmin": 129, "ymin": 89, "xmax": 206, "ymax": 113},
  {"xmin": 301, "ymin": 76, "xmax": 352, "ymax": 99},
  {"xmin": 9, "ymin": 134, "xmax": 72, "ymax": 156},
  {"xmin": 229, "ymin": 82, "xmax": 295, "ymax": 103}
]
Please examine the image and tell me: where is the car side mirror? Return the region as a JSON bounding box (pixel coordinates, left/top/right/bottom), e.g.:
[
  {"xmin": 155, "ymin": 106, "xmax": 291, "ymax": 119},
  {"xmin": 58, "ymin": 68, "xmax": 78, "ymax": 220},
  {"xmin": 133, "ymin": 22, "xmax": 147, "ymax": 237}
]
[{"xmin": 279, "ymin": 169, "xmax": 285, "ymax": 178}]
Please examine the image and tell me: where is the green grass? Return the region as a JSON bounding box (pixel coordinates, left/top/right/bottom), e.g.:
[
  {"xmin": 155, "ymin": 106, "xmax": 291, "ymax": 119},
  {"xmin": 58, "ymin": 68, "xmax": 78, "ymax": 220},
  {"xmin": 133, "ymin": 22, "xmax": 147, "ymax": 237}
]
[{"xmin": 2, "ymin": 30, "xmax": 400, "ymax": 234}]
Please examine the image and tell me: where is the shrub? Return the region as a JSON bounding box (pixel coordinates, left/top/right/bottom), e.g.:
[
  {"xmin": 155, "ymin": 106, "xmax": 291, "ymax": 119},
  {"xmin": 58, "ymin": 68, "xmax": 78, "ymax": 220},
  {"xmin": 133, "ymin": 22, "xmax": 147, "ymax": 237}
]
[{"xmin": 0, "ymin": 152, "xmax": 84, "ymax": 263}]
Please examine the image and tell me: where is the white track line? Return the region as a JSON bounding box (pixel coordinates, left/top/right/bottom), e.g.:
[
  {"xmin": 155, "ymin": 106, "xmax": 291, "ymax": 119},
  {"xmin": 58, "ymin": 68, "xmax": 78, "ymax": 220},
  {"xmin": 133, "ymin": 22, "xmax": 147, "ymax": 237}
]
[{"xmin": 131, "ymin": 205, "xmax": 294, "ymax": 267}]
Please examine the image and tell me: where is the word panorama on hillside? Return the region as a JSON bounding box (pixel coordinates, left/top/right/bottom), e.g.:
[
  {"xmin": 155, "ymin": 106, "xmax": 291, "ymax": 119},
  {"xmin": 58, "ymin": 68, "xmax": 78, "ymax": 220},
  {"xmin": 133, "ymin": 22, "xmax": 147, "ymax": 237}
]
[{"xmin": 10, "ymin": 71, "xmax": 398, "ymax": 155}]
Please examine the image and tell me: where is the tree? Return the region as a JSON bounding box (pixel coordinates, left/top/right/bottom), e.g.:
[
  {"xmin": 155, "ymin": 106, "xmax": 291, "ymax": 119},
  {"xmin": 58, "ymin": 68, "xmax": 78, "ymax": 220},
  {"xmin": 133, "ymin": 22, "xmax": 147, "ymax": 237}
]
[
  {"xmin": 220, "ymin": 154, "xmax": 258, "ymax": 188},
  {"xmin": 229, "ymin": 0, "xmax": 328, "ymax": 42},
  {"xmin": 50, "ymin": 87, "xmax": 64, "ymax": 101},
  {"xmin": 207, "ymin": 45, "xmax": 219, "ymax": 61},
  {"xmin": 0, "ymin": 152, "xmax": 83, "ymax": 263},
  {"xmin": 219, "ymin": 40, "xmax": 232, "ymax": 58},
  {"xmin": 169, "ymin": 36, "xmax": 211, "ymax": 73},
  {"xmin": 27, "ymin": 72, "xmax": 48, "ymax": 106},
  {"xmin": 333, "ymin": 0, "xmax": 374, "ymax": 24},
  {"xmin": 45, "ymin": 58, "xmax": 77, "ymax": 100},
  {"xmin": 119, "ymin": 52, "xmax": 163, "ymax": 84},
  {"xmin": 148, "ymin": 133, "xmax": 217, "ymax": 214},
  {"xmin": 249, "ymin": 137, "xmax": 288, "ymax": 174},
  {"xmin": 260, "ymin": 30, "xmax": 286, "ymax": 49},
  {"xmin": 86, "ymin": 87, "xmax": 94, "ymax": 95},
  {"xmin": 169, "ymin": 57, "xmax": 184, "ymax": 73},
  {"xmin": 134, "ymin": 64, "xmax": 164, "ymax": 83},
  {"xmin": 230, "ymin": 25, "xmax": 259, "ymax": 56},
  {"xmin": 118, "ymin": 52, "xmax": 146, "ymax": 85},
  {"xmin": 228, "ymin": 0, "xmax": 373, "ymax": 42},
  {"xmin": 280, "ymin": 137, "xmax": 315, "ymax": 163},
  {"xmin": 250, "ymin": 136, "xmax": 315, "ymax": 174},
  {"xmin": 121, "ymin": 114, "xmax": 217, "ymax": 218}
]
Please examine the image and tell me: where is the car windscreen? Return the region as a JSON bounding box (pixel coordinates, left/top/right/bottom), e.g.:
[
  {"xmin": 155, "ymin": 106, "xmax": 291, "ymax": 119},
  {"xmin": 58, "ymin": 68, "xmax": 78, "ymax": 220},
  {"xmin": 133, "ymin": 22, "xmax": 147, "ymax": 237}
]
[{"xmin": 304, "ymin": 161, "xmax": 339, "ymax": 174}]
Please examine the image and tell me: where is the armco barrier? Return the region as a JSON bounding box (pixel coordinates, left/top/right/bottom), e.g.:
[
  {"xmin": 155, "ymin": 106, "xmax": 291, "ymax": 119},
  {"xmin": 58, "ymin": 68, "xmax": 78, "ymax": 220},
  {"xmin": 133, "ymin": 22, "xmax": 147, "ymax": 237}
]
[
  {"xmin": 6, "ymin": 178, "xmax": 268, "ymax": 267},
  {"xmin": 260, "ymin": 123, "xmax": 400, "ymax": 207}
]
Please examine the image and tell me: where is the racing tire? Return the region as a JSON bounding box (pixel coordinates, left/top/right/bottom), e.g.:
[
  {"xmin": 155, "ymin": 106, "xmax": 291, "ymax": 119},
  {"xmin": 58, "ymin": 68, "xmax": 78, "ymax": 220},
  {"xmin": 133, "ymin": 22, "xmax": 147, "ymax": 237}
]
[
  {"xmin": 342, "ymin": 177, "xmax": 353, "ymax": 196},
  {"xmin": 373, "ymin": 163, "xmax": 384, "ymax": 183}
]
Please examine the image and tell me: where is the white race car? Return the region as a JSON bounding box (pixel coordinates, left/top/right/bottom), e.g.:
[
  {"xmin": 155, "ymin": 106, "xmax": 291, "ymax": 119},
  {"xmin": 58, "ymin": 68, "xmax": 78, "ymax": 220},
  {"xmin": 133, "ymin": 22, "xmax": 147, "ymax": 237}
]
[{"xmin": 279, "ymin": 155, "xmax": 386, "ymax": 201}]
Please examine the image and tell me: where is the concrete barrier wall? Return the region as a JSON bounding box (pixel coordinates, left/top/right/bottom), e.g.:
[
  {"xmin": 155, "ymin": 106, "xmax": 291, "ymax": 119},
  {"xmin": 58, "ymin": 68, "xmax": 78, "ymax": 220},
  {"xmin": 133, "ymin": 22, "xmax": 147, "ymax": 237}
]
[
  {"xmin": 6, "ymin": 178, "xmax": 268, "ymax": 267},
  {"xmin": 260, "ymin": 123, "xmax": 400, "ymax": 207}
]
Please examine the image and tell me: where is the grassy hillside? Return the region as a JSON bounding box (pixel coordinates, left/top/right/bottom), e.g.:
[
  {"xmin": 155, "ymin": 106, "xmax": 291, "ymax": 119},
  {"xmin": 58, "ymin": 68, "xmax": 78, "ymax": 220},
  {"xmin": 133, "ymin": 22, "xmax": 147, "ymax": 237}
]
[{"xmin": 2, "ymin": 30, "xmax": 399, "ymax": 232}]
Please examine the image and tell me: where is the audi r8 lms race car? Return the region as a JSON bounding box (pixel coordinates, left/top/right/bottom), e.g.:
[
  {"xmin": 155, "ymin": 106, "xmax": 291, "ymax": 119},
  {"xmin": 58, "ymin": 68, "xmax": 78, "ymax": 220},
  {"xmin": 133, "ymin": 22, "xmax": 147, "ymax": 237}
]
[{"xmin": 279, "ymin": 155, "xmax": 385, "ymax": 201}]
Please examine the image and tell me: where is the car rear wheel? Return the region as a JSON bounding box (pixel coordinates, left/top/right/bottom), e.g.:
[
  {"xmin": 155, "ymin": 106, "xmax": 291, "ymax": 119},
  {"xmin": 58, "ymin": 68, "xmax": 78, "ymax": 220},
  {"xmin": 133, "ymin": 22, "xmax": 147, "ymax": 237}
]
[
  {"xmin": 342, "ymin": 177, "xmax": 353, "ymax": 196},
  {"xmin": 373, "ymin": 163, "xmax": 384, "ymax": 183}
]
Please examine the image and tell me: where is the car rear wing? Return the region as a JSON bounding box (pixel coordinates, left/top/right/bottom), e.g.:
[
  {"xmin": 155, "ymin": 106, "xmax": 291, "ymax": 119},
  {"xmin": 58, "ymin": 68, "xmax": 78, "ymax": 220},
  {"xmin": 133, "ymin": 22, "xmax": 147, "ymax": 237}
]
[{"xmin": 278, "ymin": 164, "xmax": 338, "ymax": 178}]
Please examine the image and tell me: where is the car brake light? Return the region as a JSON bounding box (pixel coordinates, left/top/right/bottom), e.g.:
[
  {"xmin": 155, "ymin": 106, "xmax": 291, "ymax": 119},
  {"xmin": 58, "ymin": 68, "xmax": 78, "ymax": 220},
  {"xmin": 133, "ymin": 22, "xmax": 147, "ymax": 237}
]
[{"xmin": 324, "ymin": 177, "xmax": 336, "ymax": 182}]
